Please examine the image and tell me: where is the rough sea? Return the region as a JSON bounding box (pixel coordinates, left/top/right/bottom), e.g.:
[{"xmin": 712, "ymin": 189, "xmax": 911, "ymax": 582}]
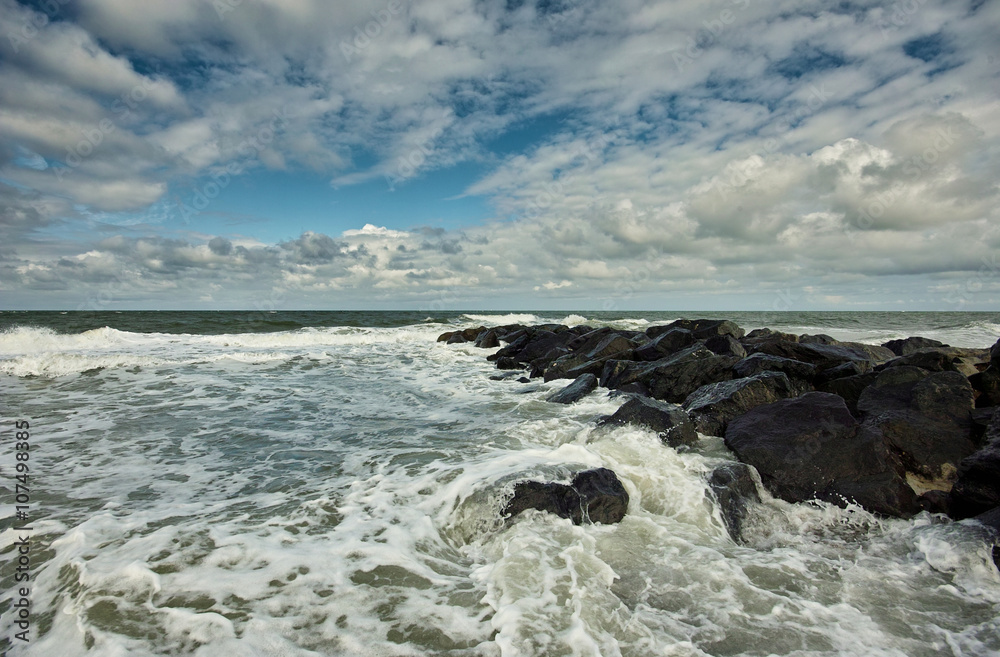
[{"xmin": 1, "ymin": 310, "xmax": 999, "ymax": 657}]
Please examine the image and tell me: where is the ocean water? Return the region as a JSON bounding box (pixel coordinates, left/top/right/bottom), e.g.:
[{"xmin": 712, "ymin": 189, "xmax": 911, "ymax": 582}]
[{"xmin": 1, "ymin": 310, "xmax": 999, "ymax": 657}]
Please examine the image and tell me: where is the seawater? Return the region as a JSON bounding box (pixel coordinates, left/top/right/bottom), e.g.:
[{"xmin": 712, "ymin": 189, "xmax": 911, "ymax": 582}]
[{"xmin": 1, "ymin": 311, "xmax": 999, "ymax": 657}]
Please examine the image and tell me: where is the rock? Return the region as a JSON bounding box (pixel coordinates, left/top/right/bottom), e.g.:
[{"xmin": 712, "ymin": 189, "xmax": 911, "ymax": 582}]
[
  {"xmin": 971, "ymin": 366, "xmax": 1000, "ymax": 408},
  {"xmin": 949, "ymin": 443, "xmax": 1000, "ymax": 519},
  {"xmin": 683, "ymin": 372, "xmax": 797, "ymax": 436},
  {"xmin": 597, "ymin": 396, "xmax": 698, "ymax": 447},
  {"xmin": 489, "ymin": 328, "xmax": 576, "ymax": 368},
  {"xmin": 748, "ymin": 340, "xmax": 896, "ymax": 370},
  {"xmin": 733, "ymin": 352, "xmax": 818, "ymax": 382},
  {"xmin": 647, "ymin": 319, "xmax": 745, "ymax": 341},
  {"xmin": 798, "ymin": 334, "xmax": 839, "ymax": 345},
  {"xmin": 741, "ymin": 328, "xmax": 799, "ymax": 345},
  {"xmin": 724, "ymin": 392, "xmax": 917, "ymax": 517},
  {"xmin": 543, "ymin": 332, "xmax": 634, "ymax": 381},
  {"xmin": 817, "ymin": 372, "xmax": 878, "ymax": 416},
  {"xmin": 971, "ymin": 506, "xmax": 1000, "ymax": 571},
  {"xmin": 815, "ymin": 360, "xmax": 872, "ymax": 385},
  {"xmin": 546, "ymin": 373, "xmax": 599, "ymax": 404},
  {"xmin": 634, "ymin": 328, "xmax": 696, "ymax": 361},
  {"xmin": 438, "ymin": 326, "xmax": 487, "ymax": 343},
  {"xmin": 878, "ymin": 348, "xmax": 989, "ymax": 377},
  {"xmin": 708, "ymin": 462, "xmax": 761, "ymax": 543},
  {"xmin": 475, "ymin": 329, "xmax": 501, "ymax": 348},
  {"xmin": 917, "ymin": 490, "xmax": 951, "ymax": 515},
  {"xmin": 503, "ymin": 468, "xmax": 629, "ymax": 524},
  {"xmin": 704, "ymin": 334, "xmax": 747, "ymax": 358},
  {"xmin": 601, "ymin": 344, "xmax": 738, "ymax": 404},
  {"xmin": 857, "ymin": 367, "xmax": 975, "ymax": 483},
  {"xmin": 882, "ymin": 336, "xmax": 947, "ymax": 356}
]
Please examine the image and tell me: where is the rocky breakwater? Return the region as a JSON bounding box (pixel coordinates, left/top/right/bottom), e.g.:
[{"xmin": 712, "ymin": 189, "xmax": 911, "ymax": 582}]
[{"xmin": 440, "ymin": 320, "xmax": 1000, "ymax": 564}]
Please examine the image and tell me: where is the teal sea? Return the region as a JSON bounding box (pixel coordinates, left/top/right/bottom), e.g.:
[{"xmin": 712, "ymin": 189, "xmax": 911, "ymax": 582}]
[{"xmin": 1, "ymin": 310, "xmax": 999, "ymax": 656}]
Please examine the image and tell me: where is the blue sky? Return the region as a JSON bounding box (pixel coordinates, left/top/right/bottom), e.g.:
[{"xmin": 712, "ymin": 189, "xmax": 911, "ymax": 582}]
[{"xmin": 1, "ymin": 0, "xmax": 999, "ymax": 310}]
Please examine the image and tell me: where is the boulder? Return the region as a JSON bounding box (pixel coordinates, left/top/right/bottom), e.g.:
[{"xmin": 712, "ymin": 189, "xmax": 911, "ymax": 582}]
[
  {"xmin": 683, "ymin": 372, "xmax": 798, "ymax": 437},
  {"xmin": 817, "ymin": 371, "xmax": 878, "ymax": 416},
  {"xmin": 878, "ymin": 348, "xmax": 989, "ymax": 377},
  {"xmin": 438, "ymin": 326, "xmax": 487, "ymax": 343},
  {"xmin": 815, "ymin": 360, "xmax": 872, "ymax": 385},
  {"xmin": 741, "ymin": 328, "xmax": 800, "ymax": 345},
  {"xmin": 708, "ymin": 462, "xmax": 762, "ymax": 543},
  {"xmin": 748, "ymin": 340, "xmax": 896, "ymax": 370},
  {"xmin": 597, "ymin": 396, "xmax": 698, "ymax": 447},
  {"xmin": 724, "ymin": 392, "xmax": 917, "ymax": 517},
  {"xmin": 634, "ymin": 328, "xmax": 697, "ymax": 361},
  {"xmin": 971, "ymin": 366, "xmax": 1000, "ymax": 408},
  {"xmin": 543, "ymin": 332, "xmax": 634, "ymax": 381},
  {"xmin": 882, "ymin": 336, "xmax": 947, "ymax": 356},
  {"xmin": 546, "ymin": 373, "xmax": 599, "ymax": 404},
  {"xmin": 733, "ymin": 352, "xmax": 817, "ymax": 382},
  {"xmin": 798, "ymin": 334, "xmax": 838, "ymax": 345},
  {"xmin": 647, "ymin": 319, "xmax": 744, "ymax": 341},
  {"xmin": 601, "ymin": 344, "xmax": 738, "ymax": 404},
  {"xmin": 503, "ymin": 468, "xmax": 629, "ymax": 525},
  {"xmin": 949, "ymin": 443, "xmax": 1000, "ymax": 519},
  {"xmin": 857, "ymin": 367, "xmax": 975, "ymax": 483},
  {"xmin": 704, "ymin": 334, "xmax": 747, "ymax": 358}
]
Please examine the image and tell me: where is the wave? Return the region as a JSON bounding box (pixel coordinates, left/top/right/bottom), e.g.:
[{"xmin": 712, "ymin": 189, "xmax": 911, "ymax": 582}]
[{"xmin": 461, "ymin": 313, "xmax": 540, "ymax": 326}]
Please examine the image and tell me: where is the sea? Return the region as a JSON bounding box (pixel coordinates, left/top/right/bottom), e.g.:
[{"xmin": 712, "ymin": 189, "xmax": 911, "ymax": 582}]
[{"xmin": 1, "ymin": 310, "xmax": 999, "ymax": 657}]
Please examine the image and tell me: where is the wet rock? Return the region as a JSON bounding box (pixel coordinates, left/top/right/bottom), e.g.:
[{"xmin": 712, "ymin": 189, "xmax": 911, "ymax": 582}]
[
  {"xmin": 748, "ymin": 340, "xmax": 896, "ymax": 370},
  {"xmin": 704, "ymin": 334, "xmax": 747, "ymax": 359},
  {"xmin": 597, "ymin": 396, "xmax": 698, "ymax": 447},
  {"xmin": 733, "ymin": 352, "xmax": 817, "ymax": 382},
  {"xmin": 438, "ymin": 326, "xmax": 487, "ymax": 343},
  {"xmin": 543, "ymin": 332, "xmax": 634, "ymax": 381},
  {"xmin": 817, "ymin": 372, "xmax": 878, "ymax": 416},
  {"xmin": 949, "ymin": 443, "xmax": 1000, "ymax": 519},
  {"xmin": 882, "ymin": 336, "xmax": 947, "ymax": 356},
  {"xmin": 634, "ymin": 328, "xmax": 697, "ymax": 361},
  {"xmin": 741, "ymin": 328, "xmax": 800, "ymax": 345},
  {"xmin": 503, "ymin": 467, "xmax": 629, "ymax": 524},
  {"xmin": 546, "ymin": 373, "xmax": 599, "ymax": 404},
  {"xmin": 878, "ymin": 348, "xmax": 989, "ymax": 377},
  {"xmin": 683, "ymin": 372, "xmax": 797, "ymax": 437},
  {"xmin": 708, "ymin": 462, "xmax": 761, "ymax": 543},
  {"xmin": 724, "ymin": 392, "xmax": 917, "ymax": 517},
  {"xmin": 857, "ymin": 367, "xmax": 975, "ymax": 483},
  {"xmin": 972, "ymin": 507, "xmax": 1000, "ymax": 571},
  {"xmin": 474, "ymin": 329, "xmax": 501, "ymax": 348},
  {"xmin": 601, "ymin": 344, "xmax": 738, "ymax": 404},
  {"xmin": 647, "ymin": 319, "xmax": 745, "ymax": 341},
  {"xmin": 815, "ymin": 361, "xmax": 872, "ymax": 385}
]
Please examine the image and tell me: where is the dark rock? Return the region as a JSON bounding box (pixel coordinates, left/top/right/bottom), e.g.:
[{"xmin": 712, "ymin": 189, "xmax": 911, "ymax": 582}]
[
  {"xmin": 733, "ymin": 352, "xmax": 818, "ymax": 382},
  {"xmin": 647, "ymin": 319, "xmax": 745, "ymax": 341},
  {"xmin": 798, "ymin": 334, "xmax": 839, "ymax": 345},
  {"xmin": 741, "ymin": 328, "xmax": 799, "ymax": 345},
  {"xmin": 857, "ymin": 367, "xmax": 975, "ymax": 482},
  {"xmin": 597, "ymin": 396, "xmax": 698, "ymax": 447},
  {"xmin": 546, "ymin": 373, "xmax": 599, "ymax": 404},
  {"xmin": 601, "ymin": 344, "xmax": 738, "ymax": 404},
  {"xmin": 882, "ymin": 336, "xmax": 947, "ymax": 356},
  {"xmin": 970, "ymin": 406, "xmax": 998, "ymax": 444},
  {"xmin": 517, "ymin": 377, "xmax": 531, "ymax": 384},
  {"xmin": 683, "ymin": 372, "xmax": 797, "ymax": 437},
  {"xmin": 971, "ymin": 366, "xmax": 1000, "ymax": 408},
  {"xmin": 724, "ymin": 392, "xmax": 917, "ymax": 517},
  {"xmin": 543, "ymin": 333, "xmax": 634, "ymax": 381},
  {"xmin": 475, "ymin": 329, "xmax": 501, "ymax": 348},
  {"xmin": 949, "ymin": 443, "xmax": 1000, "ymax": 519},
  {"xmin": 503, "ymin": 468, "xmax": 629, "ymax": 524},
  {"xmin": 878, "ymin": 348, "xmax": 988, "ymax": 377},
  {"xmin": 438, "ymin": 326, "xmax": 487, "ymax": 343},
  {"xmin": 705, "ymin": 334, "xmax": 747, "ymax": 358},
  {"xmin": 748, "ymin": 340, "xmax": 896, "ymax": 370},
  {"xmin": 817, "ymin": 372, "xmax": 878, "ymax": 416},
  {"xmin": 488, "ymin": 331, "xmax": 529, "ymax": 361},
  {"xmin": 634, "ymin": 328, "xmax": 696, "ymax": 361},
  {"xmin": 708, "ymin": 462, "xmax": 761, "ymax": 543},
  {"xmin": 815, "ymin": 360, "xmax": 872, "ymax": 385},
  {"xmin": 917, "ymin": 490, "xmax": 951, "ymax": 515}
]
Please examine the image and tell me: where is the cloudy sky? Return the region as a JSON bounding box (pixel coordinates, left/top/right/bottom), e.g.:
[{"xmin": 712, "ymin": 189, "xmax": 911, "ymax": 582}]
[{"xmin": 1, "ymin": 0, "xmax": 998, "ymax": 311}]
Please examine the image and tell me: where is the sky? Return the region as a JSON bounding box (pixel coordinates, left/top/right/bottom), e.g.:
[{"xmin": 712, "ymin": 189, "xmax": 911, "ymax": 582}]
[{"xmin": 1, "ymin": 0, "xmax": 998, "ymax": 311}]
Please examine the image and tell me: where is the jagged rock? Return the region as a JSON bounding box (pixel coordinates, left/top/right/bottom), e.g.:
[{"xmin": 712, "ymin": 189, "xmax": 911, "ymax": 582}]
[
  {"xmin": 475, "ymin": 329, "xmax": 501, "ymax": 348},
  {"xmin": 438, "ymin": 326, "xmax": 487, "ymax": 343},
  {"xmin": 705, "ymin": 334, "xmax": 747, "ymax": 358},
  {"xmin": 882, "ymin": 336, "xmax": 947, "ymax": 356},
  {"xmin": 817, "ymin": 372, "xmax": 878, "ymax": 416},
  {"xmin": 815, "ymin": 360, "xmax": 872, "ymax": 385},
  {"xmin": 546, "ymin": 373, "xmax": 598, "ymax": 404},
  {"xmin": 857, "ymin": 367, "xmax": 975, "ymax": 483},
  {"xmin": 647, "ymin": 319, "xmax": 745, "ymax": 341},
  {"xmin": 733, "ymin": 352, "xmax": 818, "ymax": 381},
  {"xmin": 601, "ymin": 344, "xmax": 738, "ymax": 404},
  {"xmin": 543, "ymin": 332, "xmax": 634, "ymax": 381},
  {"xmin": 748, "ymin": 340, "xmax": 896, "ymax": 370},
  {"xmin": 634, "ymin": 328, "xmax": 697, "ymax": 361},
  {"xmin": 950, "ymin": 442, "xmax": 1000, "ymax": 519},
  {"xmin": 724, "ymin": 392, "xmax": 917, "ymax": 517},
  {"xmin": 798, "ymin": 334, "xmax": 838, "ymax": 345},
  {"xmin": 503, "ymin": 468, "xmax": 629, "ymax": 524},
  {"xmin": 597, "ymin": 396, "xmax": 698, "ymax": 447},
  {"xmin": 972, "ymin": 507, "xmax": 1000, "ymax": 571},
  {"xmin": 878, "ymin": 348, "xmax": 989, "ymax": 377},
  {"xmin": 683, "ymin": 372, "xmax": 797, "ymax": 436},
  {"xmin": 741, "ymin": 328, "xmax": 799, "ymax": 345},
  {"xmin": 708, "ymin": 462, "xmax": 761, "ymax": 543}
]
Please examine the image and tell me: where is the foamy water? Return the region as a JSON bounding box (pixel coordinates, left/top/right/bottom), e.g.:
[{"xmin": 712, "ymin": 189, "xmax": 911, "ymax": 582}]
[{"xmin": 1, "ymin": 313, "xmax": 998, "ymax": 656}]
